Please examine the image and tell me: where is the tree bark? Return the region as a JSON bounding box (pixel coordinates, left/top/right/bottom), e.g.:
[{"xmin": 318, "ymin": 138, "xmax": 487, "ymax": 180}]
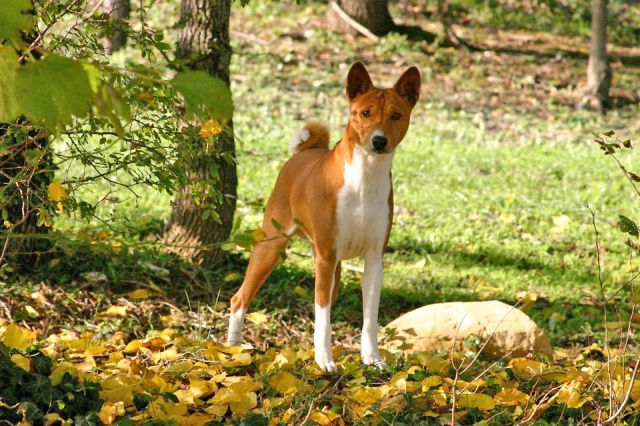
[
  {"xmin": 327, "ymin": 0, "xmax": 394, "ymax": 37},
  {"xmin": 101, "ymin": 0, "xmax": 130, "ymax": 53},
  {"xmin": 163, "ymin": 0, "xmax": 237, "ymax": 268},
  {"xmin": 578, "ymin": 0, "xmax": 611, "ymax": 111}
]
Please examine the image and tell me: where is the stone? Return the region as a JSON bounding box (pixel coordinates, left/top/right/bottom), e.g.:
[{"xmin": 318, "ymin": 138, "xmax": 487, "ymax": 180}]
[{"xmin": 382, "ymin": 300, "xmax": 553, "ymax": 359}]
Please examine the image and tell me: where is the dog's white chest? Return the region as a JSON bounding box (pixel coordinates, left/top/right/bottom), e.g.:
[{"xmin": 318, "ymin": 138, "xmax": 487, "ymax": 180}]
[{"xmin": 335, "ymin": 146, "xmax": 392, "ymax": 260}]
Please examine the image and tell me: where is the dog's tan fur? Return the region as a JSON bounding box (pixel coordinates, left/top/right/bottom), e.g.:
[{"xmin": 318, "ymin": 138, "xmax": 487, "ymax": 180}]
[{"xmin": 228, "ymin": 62, "xmax": 421, "ymax": 371}]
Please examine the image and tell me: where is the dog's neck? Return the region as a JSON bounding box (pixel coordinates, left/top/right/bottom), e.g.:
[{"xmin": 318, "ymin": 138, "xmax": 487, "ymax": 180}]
[{"xmin": 333, "ymin": 123, "xmax": 394, "ymax": 197}]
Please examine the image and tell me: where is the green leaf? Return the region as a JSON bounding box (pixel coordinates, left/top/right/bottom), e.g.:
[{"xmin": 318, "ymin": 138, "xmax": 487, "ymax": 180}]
[
  {"xmin": 0, "ymin": 0, "xmax": 33, "ymax": 43},
  {"xmin": 618, "ymin": 215, "xmax": 639, "ymax": 237},
  {"xmin": 15, "ymin": 54, "xmax": 93, "ymax": 133},
  {"xmin": 0, "ymin": 46, "xmax": 20, "ymax": 121},
  {"xmin": 603, "ymin": 130, "xmax": 615, "ymax": 137},
  {"xmin": 170, "ymin": 71, "xmax": 233, "ymax": 120}
]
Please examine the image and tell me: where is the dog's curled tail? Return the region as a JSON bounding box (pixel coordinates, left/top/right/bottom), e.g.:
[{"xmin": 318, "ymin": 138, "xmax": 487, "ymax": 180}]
[{"xmin": 288, "ymin": 122, "xmax": 330, "ymax": 154}]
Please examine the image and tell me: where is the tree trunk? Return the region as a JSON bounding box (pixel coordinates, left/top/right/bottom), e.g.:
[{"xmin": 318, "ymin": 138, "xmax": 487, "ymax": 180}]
[
  {"xmin": 163, "ymin": 0, "xmax": 237, "ymax": 268},
  {"xmin": 578, "ymin": 0, "xmax": 611, "ymax": 111},
  {"xmin": 327, "ymin": 0, "xmax": 394, "ymax": 36},
  {"xmin": 101, "ymin": 0, "xmax": 130, "ymax": 53}
]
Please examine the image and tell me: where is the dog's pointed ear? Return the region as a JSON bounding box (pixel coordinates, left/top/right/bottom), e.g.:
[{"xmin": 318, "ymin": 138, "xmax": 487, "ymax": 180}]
[
  {"xmin": 394, "ymin": 66, "xmax": 421, "ymax": 107},
  {"xmin": 346, "ymin": 62, "xmax": 373, "ymax": 100}
]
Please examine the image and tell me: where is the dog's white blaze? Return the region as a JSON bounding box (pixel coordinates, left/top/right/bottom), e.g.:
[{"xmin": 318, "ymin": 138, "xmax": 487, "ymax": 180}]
[
  {"xmin": 288, "ymin": 128, "xmax": 310, "ymax": 154},
  {"xmin": 334, "ymin": 143, "xmax": 391, "ymax": 367},
  {"xmin": 227, "ymin": 306, "xmax": 246, "ymax": 344},
  {"xmin": 335, "ymin": 144, "xmax": 392, "ymax": 260},
  {"xmin": 372, "ymin": 128, "xmax": 385, "ymax": 138}
]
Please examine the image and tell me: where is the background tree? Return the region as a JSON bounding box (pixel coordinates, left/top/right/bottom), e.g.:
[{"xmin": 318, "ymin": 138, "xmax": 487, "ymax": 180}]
[
  {"xmin": 578, "ymin": 0, "xmax": 612, "ymax": 111},
  {"xmin": 101, "ymin": 0, "xmax": 130, "ymax": 53},
  {"xmin": 163, "ymin": 0, "xmax": 237, "ymax": 268},
  {"xmin": 327, "ymin": 0, "xmax": 394, "ymax": 37}
]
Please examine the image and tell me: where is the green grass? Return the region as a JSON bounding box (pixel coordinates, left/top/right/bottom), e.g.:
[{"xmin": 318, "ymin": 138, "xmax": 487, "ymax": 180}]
[{"xmin": 41, "ymin": 1, "xmax": 640, "ymax": 349}]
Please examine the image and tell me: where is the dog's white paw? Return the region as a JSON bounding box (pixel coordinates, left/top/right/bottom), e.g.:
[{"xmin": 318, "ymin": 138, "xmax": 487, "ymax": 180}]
[
  {"xmin": 315, "ymin": 350, "xmax": 338, "ymax": 373},
  {"xmin": 361, "ymin": 350, "xmax": 386, "ymax": 369}
]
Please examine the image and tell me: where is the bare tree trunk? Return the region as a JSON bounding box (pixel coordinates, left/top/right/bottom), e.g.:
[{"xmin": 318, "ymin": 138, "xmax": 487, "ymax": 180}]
[
  {"xmin": 101, "ymin": 0, "xmax": 130, "ymax": 53},
  {"xmin": 163, "ymin": 0, "xmax": 237, "ymax": 268},
  {"xmin": 578, "ymin": 0, "xmax": 612, "ymax": 111},
  {"xmin": 327, "ymin": 0, "xmax": 394, "ymax": 36}
]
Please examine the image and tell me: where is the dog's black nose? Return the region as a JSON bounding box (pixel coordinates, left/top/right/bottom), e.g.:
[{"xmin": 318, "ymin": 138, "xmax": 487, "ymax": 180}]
[{"xmin": 372, "ymin": 136, "xmax": 388, "ymax": 151}]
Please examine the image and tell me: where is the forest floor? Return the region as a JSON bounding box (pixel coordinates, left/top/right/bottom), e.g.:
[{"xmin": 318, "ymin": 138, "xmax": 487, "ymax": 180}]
[{"xmin": 2, "ymin": 0, "xmax": 640, "ymax": 424}]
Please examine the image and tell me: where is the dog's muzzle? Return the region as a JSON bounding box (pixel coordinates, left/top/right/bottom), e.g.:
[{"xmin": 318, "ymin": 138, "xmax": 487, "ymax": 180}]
[{"xmin": 372, "ymin": 135, "xmax": 388, "ymax": 153}]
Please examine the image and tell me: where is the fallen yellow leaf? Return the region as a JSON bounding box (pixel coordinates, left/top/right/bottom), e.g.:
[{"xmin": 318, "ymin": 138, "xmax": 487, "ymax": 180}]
[
  {"xmin": 456, "ymin": 393, "xmax": 495, "ymax": 411},
  {"xmin": 104, "ymin": 306, "xmax": 128, "ymax": 317},
  {"xmin": 269, "ymin": 371, "xmax": 302, "ymax": 395},
  {"xmin": 494, "ymin": 388, "xmax": 530, "ymax": 406},
  {"xmin": 422, "ymin": 375, "xmax": 443, "ymax": 392},
  {"xmin": 11, "ymin": 354, "xmax": 30, "ymax": 372},
  {"xmin": 509, "ymin": 357, "xmax": 546, "ymax": 379},
  {"xmin": 127, "ymin": 289, "xmax": 152, "ymax": 300},
  {"xmin": 557, "ymin": 380, "xmax": 589, "ymax": 408},
  {"xmin": 2, "ymin": 324, "xmax": 36, "ymax": 350}
]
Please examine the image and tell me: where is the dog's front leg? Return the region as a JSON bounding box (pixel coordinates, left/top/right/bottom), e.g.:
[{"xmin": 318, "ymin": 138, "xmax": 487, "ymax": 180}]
[
  {"xmin": 361, "ymin": 253, "xmax": 385, "ymax": 367},
  {"xmin": 314, "ymin": 254, "xmax": 338, "ymax": 373}
]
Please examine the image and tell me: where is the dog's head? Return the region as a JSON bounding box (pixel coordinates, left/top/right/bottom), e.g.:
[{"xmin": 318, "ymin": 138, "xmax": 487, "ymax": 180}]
[{"xmin": 345, "ymin": 62, "xmax": 421, "ymax": 155}]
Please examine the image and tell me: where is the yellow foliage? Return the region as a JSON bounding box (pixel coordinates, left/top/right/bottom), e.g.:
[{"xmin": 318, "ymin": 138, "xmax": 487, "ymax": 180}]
[
  {"xmin": 310, "ymin": 406, "xmax": 344, "ymax": 425},
  {"xmin": 2, "ymin": 323, "xmax": 36, "ymax": 350},
  {"xmin": 104, "ymin": 306, "xmax": 128, "ymax": 317},
  {"xmin": 557, "ymin": 380, "xmax": 590, "ymax": 408},
  {"xmin": 456, "ymin": 393, "xmax": 495, "ymax": 411},
  {"xmin": 422, "ymin": 375, "xmax": 443, "ymax": 392},
  {"xmin": 126, "ymin": 289, "xmax": 152, "ymax": 300},
  {"xmin": 11, "ymin": 354, "xmax": 30, "ymax": 371},
  {"xmin": 199, "ymin": 119, "xmax": 223, "ymax": 138},
  {"xmin": 269, "ymin": 371, "xmax": 302, "ymax": 395},
  {"xmin": 47, "ymin": 181, "xmax": 68, "ymax": 202},
  {"xmin": 98, "ymin": 402, "xmax": 126, "ymax": 424},
  {"xmin": 3, "ymin": 320, "xmax": 639, "ymax": 424},
  {"xmin": 494, "ymin": 388, "xmax": 530, "ymax": 406},
  {"xmin": 509, "ymin": 357, "xmax": 547, "ymax": 379}
]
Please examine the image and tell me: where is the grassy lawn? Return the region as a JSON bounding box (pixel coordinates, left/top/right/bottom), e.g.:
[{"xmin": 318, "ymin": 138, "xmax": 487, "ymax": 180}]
[
  {"xmin": 8, "ymin": 0, "xmax": 640, "ymax": 351},
  {"xmin": 227, "ymin": 2, "xmax": 640, "ymax": 349}
]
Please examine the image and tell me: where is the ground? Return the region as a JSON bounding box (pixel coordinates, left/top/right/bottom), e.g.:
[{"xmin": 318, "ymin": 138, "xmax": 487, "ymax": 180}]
[{"xmin": 1, "ymin": 0, "xmax": 640, "ymax": 424}]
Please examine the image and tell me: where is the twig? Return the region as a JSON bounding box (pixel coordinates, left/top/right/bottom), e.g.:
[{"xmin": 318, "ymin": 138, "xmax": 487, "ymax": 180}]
[
  {"xmin": 603, "ymin": 355, "xmax": 640, "ymax": 424},
  {"xmin": 300, "ymin": 367, "xmax": 358, "ymax": 425},
  {"xmin": 329, "ymin": 2, "xmax": 379, "ymax": 42}
]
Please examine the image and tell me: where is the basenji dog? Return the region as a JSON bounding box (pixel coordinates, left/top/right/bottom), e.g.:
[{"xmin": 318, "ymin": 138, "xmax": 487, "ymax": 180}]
[{"xmin": 227, "ymin": 62, "xmax": 421, "ymax": 372}]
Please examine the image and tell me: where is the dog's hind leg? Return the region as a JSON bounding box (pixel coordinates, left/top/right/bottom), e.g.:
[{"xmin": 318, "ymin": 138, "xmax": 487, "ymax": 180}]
[{"xmin": 227, "ymin": 219, "xmax": 289, "ymax": 344}]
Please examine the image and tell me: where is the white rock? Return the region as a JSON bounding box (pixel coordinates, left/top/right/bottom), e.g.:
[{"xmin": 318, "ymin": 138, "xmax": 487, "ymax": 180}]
[{"xmin": 382, "ymin": 300, "xmax": 553, "ymax": 359}]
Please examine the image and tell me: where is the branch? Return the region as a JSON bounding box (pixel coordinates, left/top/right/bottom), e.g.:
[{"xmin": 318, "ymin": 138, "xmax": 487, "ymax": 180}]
[{"xmin": 328, "ymin": 2, "xmax": 379, "ymax": 42}]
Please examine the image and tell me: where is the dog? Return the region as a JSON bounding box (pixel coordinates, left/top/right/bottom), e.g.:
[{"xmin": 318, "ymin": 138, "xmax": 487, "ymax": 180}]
[{"xmin": 227, "ymin": 62, "xmax": 421, "ymax": 372}]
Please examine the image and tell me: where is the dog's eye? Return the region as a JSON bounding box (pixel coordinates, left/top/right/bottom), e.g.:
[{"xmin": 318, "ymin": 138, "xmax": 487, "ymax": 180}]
[
  {"xmin": 361, "ymin": 110, "xmax": 370, "ymax": 118},
  {"xmin": 391, "ymin": 112, "xmax": 402, "ymax": 120}
]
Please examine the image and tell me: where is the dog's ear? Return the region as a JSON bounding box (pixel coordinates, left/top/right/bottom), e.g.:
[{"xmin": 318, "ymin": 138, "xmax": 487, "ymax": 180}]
[
  {"xmin": 394, "ymin": 66, "xmax": 421, "ymax": 107},
  {"xmin": 346, "ymin": 62, "xmax": 373, "ymax": 100}
]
